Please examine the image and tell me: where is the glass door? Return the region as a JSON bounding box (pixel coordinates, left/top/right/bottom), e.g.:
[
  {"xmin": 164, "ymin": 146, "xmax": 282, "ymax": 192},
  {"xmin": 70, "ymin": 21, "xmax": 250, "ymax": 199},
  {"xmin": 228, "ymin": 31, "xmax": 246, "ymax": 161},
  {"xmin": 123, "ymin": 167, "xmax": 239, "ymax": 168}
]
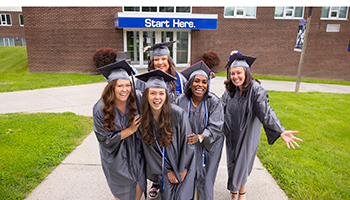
[
  {"xmin": 142, "ymin": 31, "xmax": 155, "ymax": 66},
  {"xmin": 124, "ymin": 29, "xmax": 190, "ymax": 68},
  {"xmin": 126, "ymin": 31, "xmax": 140, "ymax": 66},
  {"xmin": 161, "ymin": 31, "xmax": 174, "ymax": 58},
  {"xmin": 176, "ymin": 31, "xmax": 189, "ymax": 64}
]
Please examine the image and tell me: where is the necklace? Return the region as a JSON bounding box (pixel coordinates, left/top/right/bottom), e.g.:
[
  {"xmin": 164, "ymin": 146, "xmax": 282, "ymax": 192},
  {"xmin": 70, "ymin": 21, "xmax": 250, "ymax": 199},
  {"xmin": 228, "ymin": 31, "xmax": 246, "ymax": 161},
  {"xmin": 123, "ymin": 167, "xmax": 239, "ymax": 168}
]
[{"xmin": 191, "ymin": 98, "xmax": 198, "ymax": 108}]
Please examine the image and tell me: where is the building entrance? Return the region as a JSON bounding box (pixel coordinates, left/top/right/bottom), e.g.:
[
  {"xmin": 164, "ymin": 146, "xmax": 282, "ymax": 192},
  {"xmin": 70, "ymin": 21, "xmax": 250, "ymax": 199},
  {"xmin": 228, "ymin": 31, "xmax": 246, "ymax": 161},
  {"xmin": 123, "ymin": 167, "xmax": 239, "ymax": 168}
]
[{"xmin": 124, "ymin": 29, "xmax": 190, "ymax": 68}]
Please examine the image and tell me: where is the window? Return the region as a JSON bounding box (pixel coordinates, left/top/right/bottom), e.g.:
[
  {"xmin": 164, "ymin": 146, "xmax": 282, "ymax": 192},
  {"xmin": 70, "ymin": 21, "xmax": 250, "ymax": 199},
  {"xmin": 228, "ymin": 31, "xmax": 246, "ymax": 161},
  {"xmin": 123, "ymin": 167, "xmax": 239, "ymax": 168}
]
[
  {"xmin": 123, "ymin": 6, "xmax": 191, "ymax": 13},
  {"xmin": 176, "ymin": 7, "xmax": 191, "ymax": 13},
  {"xmin": 321, "ymin": 7, "xmax": 348, "ymax": 20},
  {"xmin": 21, "ymin": 38, "xmax": 26, "ymax": 46},
  {"xmin": 224, "ymin": 7, "xmax": 256, "ymax": 18},
  {"xmin": 274, "ymin": 6, "xmax": 304, "ymax": 19},
  {"xmin": 142, "ymin": 7, "xmax": 157, "ymax": 12},
  {"xmin": 19, "ymin": 14, "xmax": 24, "ymax": 26},
  {"xmin": 0, "ymin": 38, "xmax": 15, "ymax": 46},
  {"xmin": 160, "ymin": 7, "xmax": 174, "ymax": 13},
  {"xmin": 0, "ymin": 14, "xmax": 12, "ymax": 26}
]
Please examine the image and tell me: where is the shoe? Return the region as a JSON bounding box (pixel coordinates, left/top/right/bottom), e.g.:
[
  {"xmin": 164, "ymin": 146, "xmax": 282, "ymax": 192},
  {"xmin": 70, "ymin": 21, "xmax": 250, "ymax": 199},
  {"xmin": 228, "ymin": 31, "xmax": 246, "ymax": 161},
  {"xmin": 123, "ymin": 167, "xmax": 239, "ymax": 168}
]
[{"xmin": 148, "ymin": 183, "xmax": 160, "ymax": 199}]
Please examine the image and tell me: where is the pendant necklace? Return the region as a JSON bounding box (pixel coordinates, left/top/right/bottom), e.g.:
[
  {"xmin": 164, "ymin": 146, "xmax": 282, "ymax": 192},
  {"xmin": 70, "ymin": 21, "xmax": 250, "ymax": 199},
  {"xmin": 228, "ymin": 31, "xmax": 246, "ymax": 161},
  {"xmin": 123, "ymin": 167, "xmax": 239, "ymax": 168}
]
[{"xmin": 191, "ymin": 98, "xmax": 198, "ymax": 108}]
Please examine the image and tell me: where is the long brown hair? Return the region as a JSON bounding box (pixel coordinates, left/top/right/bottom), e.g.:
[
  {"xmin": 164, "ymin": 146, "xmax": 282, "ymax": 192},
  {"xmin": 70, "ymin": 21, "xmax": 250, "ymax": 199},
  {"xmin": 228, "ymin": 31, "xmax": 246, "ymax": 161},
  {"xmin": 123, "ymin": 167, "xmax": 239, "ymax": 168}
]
[
  {"xmin": 140, "ymin": 88, "xmax": 173, "ymax": 147},
  {"xmin": 149, "ymin": 56, "xmax": 177, "ymax": 97},
  {"xmin": 101, "ymin": 79, "xmax": 137, "ymax": 131},
  {"xmin": 224, "ymin": 67, "xmax": 261, "ymax": 98}
]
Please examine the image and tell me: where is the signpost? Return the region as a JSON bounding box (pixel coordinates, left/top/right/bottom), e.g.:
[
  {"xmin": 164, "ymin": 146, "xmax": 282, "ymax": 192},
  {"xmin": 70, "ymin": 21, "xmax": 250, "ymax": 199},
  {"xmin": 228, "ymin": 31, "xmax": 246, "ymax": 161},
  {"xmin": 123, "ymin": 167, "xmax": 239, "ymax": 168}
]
[{"xmin": 295, "ymin": 7, "xmax": 313, "ymax": 93}]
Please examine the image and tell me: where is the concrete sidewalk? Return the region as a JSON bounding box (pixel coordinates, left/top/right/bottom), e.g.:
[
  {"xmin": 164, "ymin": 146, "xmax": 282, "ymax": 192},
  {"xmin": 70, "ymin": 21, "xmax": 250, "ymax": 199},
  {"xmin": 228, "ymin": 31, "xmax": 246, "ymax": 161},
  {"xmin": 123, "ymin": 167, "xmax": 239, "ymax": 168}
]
[{"xmin": 1, "ymin": 77, "xmax": 349, "ymax": 200}]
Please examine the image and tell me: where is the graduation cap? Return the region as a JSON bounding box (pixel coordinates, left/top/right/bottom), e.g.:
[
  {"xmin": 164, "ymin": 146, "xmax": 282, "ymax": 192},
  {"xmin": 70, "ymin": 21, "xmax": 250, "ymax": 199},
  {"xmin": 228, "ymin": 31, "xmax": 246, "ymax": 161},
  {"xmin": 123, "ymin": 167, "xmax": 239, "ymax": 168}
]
[
  {"xmin": 225, "ymin": 52, "xmax": 257, "ymax": 69},
  {"xmin": 145, "ymin": 41, "xmax": 176, "ymax": 57},
  {"xmin": 181, "ymin": 60, "xmax": 216, "ymax": 80},
  {"xmin": 135, "ymin": 69, "xmax": 176, "ymax": 90},
  {"xmin": 97, "ymin": 59, "xmax": 135, "ymax": 82}
]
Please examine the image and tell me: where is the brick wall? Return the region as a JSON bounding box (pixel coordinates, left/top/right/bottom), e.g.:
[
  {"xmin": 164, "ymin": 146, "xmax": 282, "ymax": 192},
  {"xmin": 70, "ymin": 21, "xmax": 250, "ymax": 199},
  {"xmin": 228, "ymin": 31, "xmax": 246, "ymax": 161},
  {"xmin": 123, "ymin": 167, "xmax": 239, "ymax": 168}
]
[
  {"xmin": 192, "ymin": 7, "xmax": 350, "ymax": 81},
  {"xmin": 23, "ymin": 7, "xmax": 350, "ymax": 81},
  {"xmin": 0, "ymin": 11, "xmax": 25, "ymax": 43},
  {"xmin": 22, "ymin": 7, "xmax": 123, "ymax": 74}
]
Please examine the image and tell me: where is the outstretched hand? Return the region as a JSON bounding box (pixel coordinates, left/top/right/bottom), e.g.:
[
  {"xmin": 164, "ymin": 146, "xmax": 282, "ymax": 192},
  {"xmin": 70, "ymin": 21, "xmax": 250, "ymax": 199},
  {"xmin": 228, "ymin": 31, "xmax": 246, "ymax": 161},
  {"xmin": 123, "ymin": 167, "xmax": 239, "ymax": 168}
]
[{"xmin": 280, "ymin": 131, "xmax": 303, "ymax": 149}]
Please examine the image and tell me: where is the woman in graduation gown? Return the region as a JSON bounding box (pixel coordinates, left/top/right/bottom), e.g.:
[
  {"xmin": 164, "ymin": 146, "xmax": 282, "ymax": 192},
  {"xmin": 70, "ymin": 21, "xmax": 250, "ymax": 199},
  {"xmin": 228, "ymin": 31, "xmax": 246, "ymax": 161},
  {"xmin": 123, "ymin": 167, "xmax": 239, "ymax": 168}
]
[
  {"xmin": 135, "ymin": 41, "xmax": 187, "ymax": 103},
  {"xmin": 175, "ymin": 60, "xmax": 224, "ymax": 200},
  {"xmin": 221, "ymin": 52, "xmax": 303, "ymax": 200},
  {"xmin": 136, "ymin": 69, "xmax": 196, "ymax": 200},
  {"xmin": 92, "ymin": 60, "xmax": 146, "ymax": 200}
]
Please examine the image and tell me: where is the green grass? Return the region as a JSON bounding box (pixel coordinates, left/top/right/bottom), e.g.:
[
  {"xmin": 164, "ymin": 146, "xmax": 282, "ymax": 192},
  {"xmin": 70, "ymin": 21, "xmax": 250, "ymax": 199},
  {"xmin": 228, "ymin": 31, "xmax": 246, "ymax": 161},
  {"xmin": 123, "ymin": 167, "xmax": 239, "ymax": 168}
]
[
  {"xmin": 215, "ymin": 71, "xmax": 350, "ymax": 86},
  {"xmin": 0, "ymin": 47, "xmax": 105, "ymax": 93},
  {"xmin": 0, "ymin": 112, "xmax": 93, "ymax": 200},
  {"xmin": 257, "ymin": 91, "xmax": 350, "ymax": 200}
]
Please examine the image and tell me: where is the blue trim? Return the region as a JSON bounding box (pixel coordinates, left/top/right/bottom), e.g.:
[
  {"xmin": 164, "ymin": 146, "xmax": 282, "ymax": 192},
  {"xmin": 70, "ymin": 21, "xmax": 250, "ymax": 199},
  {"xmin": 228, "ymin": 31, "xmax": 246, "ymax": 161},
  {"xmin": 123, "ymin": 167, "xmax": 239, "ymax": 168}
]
[
  {"xmin": 115, "ymin": 17, "xmax": 217, "ymax": 29},
  {"xmin": 175, "ymin": 71, "xmax": 183, "ymax": 97}
]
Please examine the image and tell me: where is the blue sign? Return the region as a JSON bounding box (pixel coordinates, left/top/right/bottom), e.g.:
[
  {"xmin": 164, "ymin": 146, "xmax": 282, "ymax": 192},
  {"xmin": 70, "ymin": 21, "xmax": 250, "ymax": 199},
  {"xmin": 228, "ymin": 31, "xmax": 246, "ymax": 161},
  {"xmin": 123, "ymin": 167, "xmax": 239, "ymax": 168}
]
[
  {"xmin": 115, "ymin": 17, "xmax": 217, "ymax": 30},
  {"xmin": 294, "ymin": 20, "xmax": 307, "ymax": 52}
]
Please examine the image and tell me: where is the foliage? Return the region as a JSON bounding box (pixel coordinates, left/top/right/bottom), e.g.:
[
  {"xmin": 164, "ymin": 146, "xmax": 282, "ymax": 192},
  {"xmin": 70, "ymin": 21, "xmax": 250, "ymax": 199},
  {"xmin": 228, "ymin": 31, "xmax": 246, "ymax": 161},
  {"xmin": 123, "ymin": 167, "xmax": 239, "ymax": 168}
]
[
  {"xmin": 0, "ymin": 47, "xmax": 105, "ymax": 93},
  {"xmin": 0, "ymin": 112, "xmax": 93, "ymax": 200},
  {"xmin": 202, "ymin": 50, "xmax": 220, "ymax": 69},
  {"xmin": 258, "ymin": 91, "xmax": 350, "ymax": 200},
  {"xmin": 92, "ymin": 47, "xmax": 116, "ymax": 69}
]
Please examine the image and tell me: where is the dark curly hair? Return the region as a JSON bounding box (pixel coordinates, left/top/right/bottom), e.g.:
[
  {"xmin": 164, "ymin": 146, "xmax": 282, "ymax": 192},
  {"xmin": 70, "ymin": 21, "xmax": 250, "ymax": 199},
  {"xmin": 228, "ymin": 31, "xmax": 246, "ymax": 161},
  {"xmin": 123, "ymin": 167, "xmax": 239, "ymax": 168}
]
[
  {"xmin": 101, "ymin": 79, "xmax": 137, "ymax": 131},
  {"xmin": 140, "ymin": 88, "xmax": 173, "ymax": 147},
  {"xmin": 184, "ymin": 75, "xmax": 210, "ymax": 100}
]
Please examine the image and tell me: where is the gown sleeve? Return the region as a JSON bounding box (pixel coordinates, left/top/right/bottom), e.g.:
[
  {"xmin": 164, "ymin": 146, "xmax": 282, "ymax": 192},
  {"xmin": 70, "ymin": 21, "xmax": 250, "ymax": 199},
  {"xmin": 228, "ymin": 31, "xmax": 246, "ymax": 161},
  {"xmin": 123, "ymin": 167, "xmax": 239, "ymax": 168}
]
[
  {"xmin": 175, "ymin": 106, "xmax": 195, "ymax": 173},
  {"xmin": 251, "ymin": 83, "xmax": 285, "ymax": 145},
  {"xmin": 93, "ymin": 100, "xmax": 122, "ymax": 155},
  {"xmin": 220, "ymin": 90, "xmax": 230, "ymax": 114},
  {"xmin": 202, "ymin": 95, "xmax": 224, "ymax": 151}
]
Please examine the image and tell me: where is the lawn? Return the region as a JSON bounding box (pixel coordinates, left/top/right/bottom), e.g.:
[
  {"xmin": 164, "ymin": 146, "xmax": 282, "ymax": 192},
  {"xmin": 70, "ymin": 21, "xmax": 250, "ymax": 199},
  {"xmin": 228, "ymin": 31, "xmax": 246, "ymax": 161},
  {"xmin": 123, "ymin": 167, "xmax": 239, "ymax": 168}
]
[
  {"xmin": 0, "ymin": 47, "xmax": 105, "ymax": 93},
  {"xmin": 215, "ymin": 72, "xmax": 350, "ymax": 86},
  {"xmin": 0, "ymin": 112, "xmax": 93, "ymax": 200},
  {"xmin": 258, "ymin": 91, "xmax": 350, "ymax": 200},
  {"xmin": 1, "ymin": 47, "xmax": 350, "ymax": 200}
]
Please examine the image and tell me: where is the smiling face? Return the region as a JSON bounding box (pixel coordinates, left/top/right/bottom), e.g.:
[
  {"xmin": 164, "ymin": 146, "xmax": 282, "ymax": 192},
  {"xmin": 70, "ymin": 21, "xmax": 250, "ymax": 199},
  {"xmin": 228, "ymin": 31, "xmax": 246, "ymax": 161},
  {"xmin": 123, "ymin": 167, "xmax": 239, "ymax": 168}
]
[
  {"xmin": 148, "ymin": 88, "xmax": 167, "ymax": 114},
  {"xmin": 191, "ymin": 75, "xmax": 208, "ymax": 99},
  {"xmin": 153, "ymin": 55, "xmax": 170, "ymax": 73},
  {"xmin": 114, "ymin": 79, "xmax": 131, "ymax": 103},
  {"xmin": 230, "ymin": 67, "xmax": 246, "ymax": 88}
]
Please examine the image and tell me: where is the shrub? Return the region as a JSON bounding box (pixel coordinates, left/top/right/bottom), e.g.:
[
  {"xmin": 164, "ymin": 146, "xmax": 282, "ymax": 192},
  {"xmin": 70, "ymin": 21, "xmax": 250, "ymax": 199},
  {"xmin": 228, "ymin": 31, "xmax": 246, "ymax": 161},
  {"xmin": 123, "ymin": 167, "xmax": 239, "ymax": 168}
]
[
  {"xmin": 202, "ymin": 51, "xmax": 220, "ymax": 69},
  {"xmin": 92, "ymin": 47, "xmax": 116, "ymax": 69}
]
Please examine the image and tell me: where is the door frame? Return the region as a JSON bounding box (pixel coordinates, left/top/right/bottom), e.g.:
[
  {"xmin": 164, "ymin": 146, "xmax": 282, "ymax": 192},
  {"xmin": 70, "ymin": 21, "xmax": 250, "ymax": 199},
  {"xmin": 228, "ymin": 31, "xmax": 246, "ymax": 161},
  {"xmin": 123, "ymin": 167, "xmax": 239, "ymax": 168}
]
[{"xmin": 123, "ymin": 29, "xmax": 191, "ymax": 68}]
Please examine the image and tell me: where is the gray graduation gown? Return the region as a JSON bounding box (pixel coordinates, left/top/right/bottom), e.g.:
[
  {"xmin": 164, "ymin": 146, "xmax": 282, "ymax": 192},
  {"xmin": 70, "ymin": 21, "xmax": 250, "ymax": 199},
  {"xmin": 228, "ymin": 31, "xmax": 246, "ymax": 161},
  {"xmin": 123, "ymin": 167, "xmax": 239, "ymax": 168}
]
[
  {"xmin": 140, "ymin": 104, "xmax": 196, "ymax": 200},
  {"xmin": 135, "ymin": 71, "xmax": 187, "ymax": 103},
  {"xmin": 221, "ymin": 80, "xmax": 285, "ymax": 191},
  {"xmin": 93, "ymin": 99, "xmax": 146, "ymax": 199},
  {"xmin": 175, "ymin": 92, "xmax": 224, "ymax": 200}
]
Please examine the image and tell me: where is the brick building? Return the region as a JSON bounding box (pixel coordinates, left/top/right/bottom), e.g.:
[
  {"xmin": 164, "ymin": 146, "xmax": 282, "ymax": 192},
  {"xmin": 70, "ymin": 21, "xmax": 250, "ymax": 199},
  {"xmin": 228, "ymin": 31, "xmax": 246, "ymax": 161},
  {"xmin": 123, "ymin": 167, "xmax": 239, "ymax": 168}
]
[
  {"xmin": 0, "ymin": 7, "xmax": 26, "ymax": 46},
  {"xmin": 22, "ymin": 6, "xmax": 350, "ymax": 81}
]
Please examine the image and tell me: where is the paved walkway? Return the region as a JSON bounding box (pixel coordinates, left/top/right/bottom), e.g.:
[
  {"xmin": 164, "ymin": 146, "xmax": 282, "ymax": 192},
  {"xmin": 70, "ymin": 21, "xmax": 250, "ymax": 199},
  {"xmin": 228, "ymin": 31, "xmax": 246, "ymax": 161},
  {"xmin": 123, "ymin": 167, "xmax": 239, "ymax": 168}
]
[{"xmin": 1, "ymin": 76, "xmax": 349, "ymax": 200}]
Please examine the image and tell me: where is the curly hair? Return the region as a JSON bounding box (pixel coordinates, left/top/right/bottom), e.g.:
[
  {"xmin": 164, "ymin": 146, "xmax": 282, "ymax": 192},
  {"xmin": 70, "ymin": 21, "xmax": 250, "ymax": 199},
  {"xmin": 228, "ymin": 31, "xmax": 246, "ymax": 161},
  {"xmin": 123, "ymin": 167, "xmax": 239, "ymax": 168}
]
[
  {"xmin": 101, "ymin": 79, "xmax": 137, "ymax": 131},
  {"xmin": 224, "ymin": 67, "xmax": 261, "ymax": 98},
  {"xmin": 184, "ymin": 75, "xmax": 210, "ymax": 100},
  {"xmin": 140, "ymin": 88, "xmax": 173, "ymax": 147},
  {"xmin": 149, "ymin": 56, "xmax": 177, "ymax": 97}
]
